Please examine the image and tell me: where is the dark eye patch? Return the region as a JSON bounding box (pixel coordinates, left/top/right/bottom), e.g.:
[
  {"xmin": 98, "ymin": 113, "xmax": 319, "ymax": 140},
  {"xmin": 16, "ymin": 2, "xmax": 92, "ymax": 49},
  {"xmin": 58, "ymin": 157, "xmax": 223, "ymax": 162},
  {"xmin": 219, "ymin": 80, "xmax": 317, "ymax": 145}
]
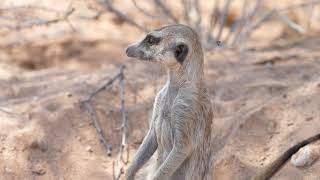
[{"xmin": 144, "ymin": 35, "xmax": 161, "ymax": 45}]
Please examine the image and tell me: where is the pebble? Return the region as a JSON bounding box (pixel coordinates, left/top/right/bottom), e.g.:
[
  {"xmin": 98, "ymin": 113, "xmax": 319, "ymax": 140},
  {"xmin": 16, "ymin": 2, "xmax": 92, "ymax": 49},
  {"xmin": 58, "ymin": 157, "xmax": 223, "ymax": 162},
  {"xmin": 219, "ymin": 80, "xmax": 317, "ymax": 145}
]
[
  {"xmin": 86, "ymin": 146, "xmax": 93, "ymax": 153},
  {"xmin": 291, "ymin": 145, "xmax": 320, "ymax": 167},
  {"xmin": 32, "ymin": 164, "xmax": 46, "ymax": 176},
  {"xmin": 30, "ymin": 140, "xmax": 48, "ymax": 152}
]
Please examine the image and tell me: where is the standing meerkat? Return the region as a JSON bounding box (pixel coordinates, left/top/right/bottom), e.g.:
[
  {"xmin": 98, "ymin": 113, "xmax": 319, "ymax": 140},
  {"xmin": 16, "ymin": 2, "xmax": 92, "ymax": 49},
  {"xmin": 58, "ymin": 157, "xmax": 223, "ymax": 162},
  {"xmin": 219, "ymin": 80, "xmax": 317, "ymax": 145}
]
[{"xmin": 125, "ymin": 24, "xmax": 213, "ymax": 180}]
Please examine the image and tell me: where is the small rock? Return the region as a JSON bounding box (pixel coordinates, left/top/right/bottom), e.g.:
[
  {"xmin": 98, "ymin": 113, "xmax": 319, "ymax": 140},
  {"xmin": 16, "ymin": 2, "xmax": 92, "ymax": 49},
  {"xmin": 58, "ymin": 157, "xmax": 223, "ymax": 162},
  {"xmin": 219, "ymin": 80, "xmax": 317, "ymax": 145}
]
[
  {"xmin": 287, "ymin": 122, "xmax": 294, "ymax": 126},
  {"xmin": 291, "ymin": 145, "xmax": 320, "ymax": 167},
  {"xmin": 76, "ymin": 136, "xmax": 82, "ymax": 141},
  {"xmin": 30, "ymin": 140, "xmax": 48, "ymax": 152},
  {"xmin": 86, "ymin": 146, "xmax": 93, "ymax": 153},
  {"xmin": 5, "ymin": 167, "xmax": 13, "ymax": 173},
  {"xmin": 306, "ymin": 117, "xmax": 314, "ymax": 122},
  {"xmin": 67, "ymin": 93, "xmax": 73, "ymax": 98},
  {"xmin": 32, "ymin": 164, "xmax": 46, "ymax": 176}
]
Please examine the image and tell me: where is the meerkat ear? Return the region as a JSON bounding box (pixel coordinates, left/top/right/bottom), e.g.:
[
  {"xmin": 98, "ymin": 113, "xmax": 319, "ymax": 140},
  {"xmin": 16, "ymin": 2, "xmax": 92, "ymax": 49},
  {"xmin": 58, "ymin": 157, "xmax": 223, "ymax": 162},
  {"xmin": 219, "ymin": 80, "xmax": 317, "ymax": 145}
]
[{"xmin": 174, "ymin": 44, "xmax": 188, "ymax": 64}]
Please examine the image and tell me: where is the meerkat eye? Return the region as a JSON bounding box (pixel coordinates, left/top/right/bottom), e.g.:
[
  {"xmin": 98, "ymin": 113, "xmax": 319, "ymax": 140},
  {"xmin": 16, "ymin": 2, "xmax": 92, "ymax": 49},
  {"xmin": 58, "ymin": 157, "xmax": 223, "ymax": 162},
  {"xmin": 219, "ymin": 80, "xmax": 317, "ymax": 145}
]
[{"xmin": 145, "ymin": 35, "xmax": 160, "ymax": 45}]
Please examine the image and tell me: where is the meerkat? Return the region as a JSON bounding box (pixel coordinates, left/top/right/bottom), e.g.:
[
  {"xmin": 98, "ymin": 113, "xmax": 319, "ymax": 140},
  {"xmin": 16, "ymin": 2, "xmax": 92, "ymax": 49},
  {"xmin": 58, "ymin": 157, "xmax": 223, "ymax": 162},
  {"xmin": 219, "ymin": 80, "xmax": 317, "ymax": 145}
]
[{"xmin": 125, "ymin": 24, "xmax": 213, "ymax": 180}]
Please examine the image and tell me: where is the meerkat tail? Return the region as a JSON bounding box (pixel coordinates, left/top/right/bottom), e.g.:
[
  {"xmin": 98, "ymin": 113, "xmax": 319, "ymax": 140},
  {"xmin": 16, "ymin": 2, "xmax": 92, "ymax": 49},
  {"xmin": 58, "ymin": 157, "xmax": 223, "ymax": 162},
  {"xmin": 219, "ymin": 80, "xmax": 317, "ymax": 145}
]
[{"xmin": 252, "ymin": 133, "xmax": 320, "ymax": 180}]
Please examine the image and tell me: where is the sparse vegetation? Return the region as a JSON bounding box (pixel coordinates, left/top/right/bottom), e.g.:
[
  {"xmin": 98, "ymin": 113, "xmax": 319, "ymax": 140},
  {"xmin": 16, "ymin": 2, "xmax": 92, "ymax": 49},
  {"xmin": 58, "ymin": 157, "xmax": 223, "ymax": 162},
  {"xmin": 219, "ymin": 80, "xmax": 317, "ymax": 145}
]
[{"xmin": 0, "ymin": 0, "xmax": 320, "ymax": 180}]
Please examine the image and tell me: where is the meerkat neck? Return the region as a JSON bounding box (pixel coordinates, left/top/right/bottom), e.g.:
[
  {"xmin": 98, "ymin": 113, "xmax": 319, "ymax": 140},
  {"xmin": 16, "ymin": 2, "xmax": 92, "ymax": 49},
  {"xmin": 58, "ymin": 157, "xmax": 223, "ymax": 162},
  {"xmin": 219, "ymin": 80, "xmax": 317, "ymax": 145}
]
[{"xmin": 166, "ymin": 54, "xmax": 204, "ymax": 89}]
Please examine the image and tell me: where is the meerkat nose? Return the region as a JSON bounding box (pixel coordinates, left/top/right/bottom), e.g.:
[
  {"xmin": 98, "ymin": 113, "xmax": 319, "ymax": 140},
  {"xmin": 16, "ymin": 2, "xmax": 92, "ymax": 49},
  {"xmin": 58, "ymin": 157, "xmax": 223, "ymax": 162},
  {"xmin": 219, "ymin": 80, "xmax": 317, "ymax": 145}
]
[
  {"xmin": 126, "ymin": 46, "xmax": 137, "ymax": 58},
  {"xmin": 125, "ymin": 47, "xmax": 132, "ymax": 57}
]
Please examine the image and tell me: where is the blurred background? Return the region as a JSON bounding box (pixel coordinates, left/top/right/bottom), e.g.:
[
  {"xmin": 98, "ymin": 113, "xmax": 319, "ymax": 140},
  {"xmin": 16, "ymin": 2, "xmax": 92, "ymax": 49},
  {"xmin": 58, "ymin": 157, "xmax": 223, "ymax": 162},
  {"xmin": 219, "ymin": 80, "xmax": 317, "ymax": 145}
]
[{"xmin": 0, "ymin": 0, "xmax": 320, "ymax": 179}]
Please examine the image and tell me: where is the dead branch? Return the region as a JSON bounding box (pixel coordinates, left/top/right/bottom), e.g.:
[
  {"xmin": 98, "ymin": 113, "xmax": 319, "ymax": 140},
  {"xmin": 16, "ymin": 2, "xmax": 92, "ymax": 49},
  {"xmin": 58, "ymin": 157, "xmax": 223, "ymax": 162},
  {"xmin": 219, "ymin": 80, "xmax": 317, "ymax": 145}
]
[
  {"xmin": 231, "ymin": 0, "xmax": 263, "ymax": 46},
  {"xmin": 277, "ymin": 13, "xmax": 306, "ymax": 34},
  {"xmin": 118, "ymin": 67, "xmax": 129, "ymax": 164},
  {"xmin": 83, "ymin": 101, "xmax": 113, "ymax": 156},
  {"xmin": 0, "ymin": 7, "xmax": 75, "ymax": 30},
  {"xmin": 193, "ymin": 0, "xmax": 203, "ymax": 35},
  {"xmin": 113, "ymin": 66, "xmax": 129, "ymax": 180},
  {"xmin": 241, "ymin": 9, "xmax": 275, "ymax": 40},
  {"xmin": 84, "ymin": 68, "xmax": 123, "ymax": 102},
  {"xmin": 132, "ymin": 0, "xmax": 158, "ymax": 19},
  {"xmin": 82, "ymin": 65, "xmax": 125, "ymax": 156},
  {"xmin": 0, "ymin": 5, "xmax": 62, "ymax": 13},
  {"xmin": 81, "ymin": 65, "xmax": 129, "ymax": 179},
  {"xmin": 277, "ymin": 0, "xmax": 320, "ymax": 12},
  {"xmin": 216, "ymin": 0, "xmax": 232, "ymax": 42},
  {"xmin": 153, "ymin": 0, "xmax": 179, "ymax": 23},
  {"xmin": 234, "ymin": 0, "xmax": 320, "ymax": 46},
  {"xmin": 112, "ymin": 160, "xmax": 124, "ymax": 180},
  {"xmin": 181, "ymin": 0, "xmax": 191, "ymax": 25},
  {"xmin": 226, "ymin": 0, "xmax": 247, "ymax": 46},
  {"xmin": 97, "ymin": 0, "xmax": 148, "ymax": 32},
  {"xmin": 206, "ymin": 0, "xmax": 220, "ymax": 45}
]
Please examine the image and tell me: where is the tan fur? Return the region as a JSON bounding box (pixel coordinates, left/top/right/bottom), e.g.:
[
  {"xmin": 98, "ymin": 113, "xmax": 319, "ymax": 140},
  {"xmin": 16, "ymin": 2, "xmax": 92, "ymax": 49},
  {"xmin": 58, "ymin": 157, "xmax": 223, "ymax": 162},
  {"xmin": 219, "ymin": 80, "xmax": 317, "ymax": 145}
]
[{"xmin": 125, "ymin": 24, "xmax": 213, "ymax": 180}]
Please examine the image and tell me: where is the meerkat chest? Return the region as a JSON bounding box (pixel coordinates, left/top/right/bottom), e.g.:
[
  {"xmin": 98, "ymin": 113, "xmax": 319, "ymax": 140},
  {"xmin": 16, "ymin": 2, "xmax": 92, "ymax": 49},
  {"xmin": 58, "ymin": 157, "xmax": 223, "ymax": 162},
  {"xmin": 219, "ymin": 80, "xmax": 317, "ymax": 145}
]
[{"xmin": 155, "ymin": 93, "xmax": 176, "ymax": 151}]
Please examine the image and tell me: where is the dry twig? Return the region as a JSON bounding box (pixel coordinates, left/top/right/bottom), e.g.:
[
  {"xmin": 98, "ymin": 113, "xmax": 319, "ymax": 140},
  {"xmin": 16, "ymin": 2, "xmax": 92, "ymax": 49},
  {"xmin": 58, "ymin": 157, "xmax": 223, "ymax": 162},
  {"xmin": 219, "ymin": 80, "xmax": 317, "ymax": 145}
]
[
  {"xmin": 153, "ymin": 0, "xmax": 179, "ymax": 23},
  {"xmin": 113, "ymin": 66, "xmax": 129, "ymax": 179},
  {"xmin": 181, "ymin": 0, "xmax": 191, "ymax": 25},
  {"xmin": 82, "ymin": 65, "xmax": 125, "ymax": 156},
  {"xmin": 81, "ymin": 65, "xmax": 129, "ymax": 180},
  {"xmin": 0, "ymin": 7, "xmax": 75, "ymax": 30},
  {"xmin": 97, "ymin": 0, "xmax": 148, "ymax": 32},
  {"xmin": 277, "ymin": 13, "xmax": 306, "ymax": 34},
  {"xmin": 216, "ymin": 0, "xmax": 232, "ymax": 42}
]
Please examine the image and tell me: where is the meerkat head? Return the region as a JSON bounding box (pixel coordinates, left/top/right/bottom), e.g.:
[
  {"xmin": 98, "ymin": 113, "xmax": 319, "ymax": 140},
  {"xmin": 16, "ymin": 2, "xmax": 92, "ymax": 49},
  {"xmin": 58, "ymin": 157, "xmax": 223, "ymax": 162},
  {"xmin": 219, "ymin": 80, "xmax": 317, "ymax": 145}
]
[{"xmin": 126, "ymin": 24, "xmax": 203, "ymax": 68}]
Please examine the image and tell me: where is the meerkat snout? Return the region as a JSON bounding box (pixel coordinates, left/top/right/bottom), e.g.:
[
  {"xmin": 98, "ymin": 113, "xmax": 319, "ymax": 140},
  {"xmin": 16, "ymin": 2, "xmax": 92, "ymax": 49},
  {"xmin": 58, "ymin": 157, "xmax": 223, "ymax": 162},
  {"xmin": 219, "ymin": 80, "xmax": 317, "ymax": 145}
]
[{"xmin": 125, "ymin": 44, "xmax": 143, "ymax": 59}]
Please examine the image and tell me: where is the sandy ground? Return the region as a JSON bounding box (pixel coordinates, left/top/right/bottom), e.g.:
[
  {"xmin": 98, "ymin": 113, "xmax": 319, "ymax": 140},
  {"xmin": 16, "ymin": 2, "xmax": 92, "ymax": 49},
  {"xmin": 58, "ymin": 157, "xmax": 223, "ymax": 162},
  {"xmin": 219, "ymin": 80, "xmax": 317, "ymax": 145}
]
[{"xmin": 0, "ymin": 0, "xmax": 320, "ymax": 180}]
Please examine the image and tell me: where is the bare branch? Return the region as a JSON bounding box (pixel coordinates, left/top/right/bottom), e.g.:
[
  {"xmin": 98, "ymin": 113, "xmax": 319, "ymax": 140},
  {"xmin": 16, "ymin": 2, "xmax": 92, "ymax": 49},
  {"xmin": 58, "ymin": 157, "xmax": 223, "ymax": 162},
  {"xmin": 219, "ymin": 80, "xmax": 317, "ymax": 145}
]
[
  {"xmin": 132, "ymin": 0, "xmax": 157, "ymax": 18},
  {"xmin": 0, "ymin": 5, "xmax": 62, "ymax": 13},
  {"xmin": 82, "ymin": 65, "xmax": 125, "ymax": 156},
  {"xmin": 277, "ymin": 0, "xmax": 320, "ymax": 12},
  {"xmin": 232, "ymin": 0, "xmax": 320, "ymax": 46},
  {"xmin": 153, "ymin": 0, "xmax": 179, "ymax": 23},
  {"xmin": 216, "ymin": 0, "xmax": 232, "ymax": 42},
  {"xmin": 226, "ymin": 0, "xmax": 247, "ymax": 45},
  {"xmin": 118, "ymin": 67, "xmax": 129, "ymax": 164},
  {"xmin": 84, "ymin": 68, "xmax": 123, "ymax": 102},
  {"xmin": 193, "ymin": 0, "xmax": 202, "ymax": 35},
  {"xmin": 231, "ymin": 0, "xmax": 263, "ymax": 46},
  {"xmin": 206, "ymin": 0, "xmax": 220, "ymax": 42},
  {"xmin": 0, "ymin": 7, "xmax": 75, "ymax": 30},
  {"xmin": 97, "ymin": 0, "xmax": 148, "ymax": 32},
  {"xmin": 242, "ymin": 9, "xmax": 275, "ymax": 39},
  {"xmin": 112, "ymin": 160, "xmax": 124, "ymax": 180},
  {"xmin": 83, "ymin": 101, "xmax": 112, "ymax": 156},
  {"xmin": 181, "ymin": 0, "xmax": 191, "ymax": 25},
  {"xmin": 277, "ymin": 13, "xmax": 306, "ymax": 34}
]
